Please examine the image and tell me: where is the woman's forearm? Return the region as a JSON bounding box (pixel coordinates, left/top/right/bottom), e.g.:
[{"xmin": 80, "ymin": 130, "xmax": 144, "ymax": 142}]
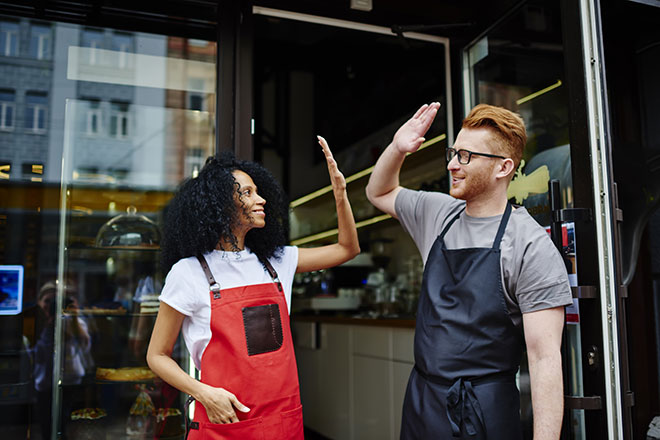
[
  {"xmin": 147, "ymin": 351, "xmax": 206, "ymax": 400},
  {"xmin": 334, "ymin": 188, "xmax": 360, "ymax": 257}
]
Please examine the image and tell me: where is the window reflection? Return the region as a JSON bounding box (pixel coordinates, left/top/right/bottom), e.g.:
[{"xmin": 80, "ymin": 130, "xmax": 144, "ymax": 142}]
[
  {"xmin": 29, "ymin": 24, "xmax": 51, "ymax": 60},
  {"xmin": 0, "ymin": 18, "xmax": 217, "ymax": 438},
  {"xmin": 0, "ymin": 21, "xmax": 19, "ymax": 57},
  {"xmin": 0, "ymin": 89, "xmax": 15, "ymax": 131}
]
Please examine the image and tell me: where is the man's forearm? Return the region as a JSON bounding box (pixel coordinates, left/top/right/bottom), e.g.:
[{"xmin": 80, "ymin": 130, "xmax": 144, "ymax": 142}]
[
  {"xmin": 528, "ymin": 351, "xmax": 564, "ymax": 439},
  {"xmin": 365, "ymin": 142, "xmax": 407, "ymax": 201}
]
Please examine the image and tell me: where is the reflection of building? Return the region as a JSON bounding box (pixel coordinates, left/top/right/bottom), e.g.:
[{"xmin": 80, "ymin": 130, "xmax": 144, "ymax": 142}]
[
  {"xmin": 0, "ymin": 19, "xmax": 53, "ymax": 183},
  {"xmin": 164, "ymin": 37, "xmax": 216, "ymax": 182}
]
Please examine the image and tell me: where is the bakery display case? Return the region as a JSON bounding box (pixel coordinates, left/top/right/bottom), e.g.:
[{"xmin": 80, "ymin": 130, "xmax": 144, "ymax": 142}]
[{"xmin": 50, "ymin": 100, "xmax": 197, "ymax": 439}]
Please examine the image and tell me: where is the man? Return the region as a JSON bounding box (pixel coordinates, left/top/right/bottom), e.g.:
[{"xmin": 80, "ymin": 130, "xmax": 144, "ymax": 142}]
[{"xmin": 366, "ymin": 103, "xmax": 572, "ymax": 439}]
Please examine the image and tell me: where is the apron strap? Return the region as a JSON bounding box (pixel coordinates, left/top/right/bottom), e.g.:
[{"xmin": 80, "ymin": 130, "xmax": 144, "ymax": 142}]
[
  {"xmin": 196, "ymin": 255, "xmax": 221, "ymax": 297},
  {"xmin": 195, "ymin": 254, "xmax": 282, "ymax": 293},
  {"xmin": 446, "ymin": 377, "xmax": 486, "ymax": 437},
  {"xmin": 491, "ymin": 203, "xmax": 513, "ymax": 250},
  {"xmin": 259, "ymin": 257, "xmax": 283, "ymax": 292},
  {"xmin": 439, "ymin": 206, "xmax": 466, "ymax": 240}
]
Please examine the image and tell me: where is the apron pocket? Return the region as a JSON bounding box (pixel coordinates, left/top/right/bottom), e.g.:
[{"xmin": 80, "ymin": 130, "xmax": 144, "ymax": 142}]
[
  {"xmin": 280, "ymin": 405, "xmax": 304, "ymax": 439},
  {"xmin": 198, "ymin": 417, "xmax": 265, "ymax": 440},
  {"xmin": 242, "ymin": 303, "xmax": 284, "ymax": 356}
]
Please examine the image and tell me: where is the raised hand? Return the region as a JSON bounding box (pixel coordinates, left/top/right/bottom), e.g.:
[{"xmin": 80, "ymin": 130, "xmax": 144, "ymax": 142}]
[
  {"xmin": 318, "ymin": 135, "xmax": 346, "ymax": 194},
  {"xmin": 392, "ymin": 102, "xmax": 440, "ymax": 154}
]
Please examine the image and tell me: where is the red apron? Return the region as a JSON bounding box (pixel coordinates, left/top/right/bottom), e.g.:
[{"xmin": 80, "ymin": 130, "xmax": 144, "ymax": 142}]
[{"xmin": 187, "ymin": 255, "xmax": 304, "ymax": 440}]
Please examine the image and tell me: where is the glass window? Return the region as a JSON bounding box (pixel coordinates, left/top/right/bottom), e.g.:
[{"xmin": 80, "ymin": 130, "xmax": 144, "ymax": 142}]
[
  {"xmin": 463, "ymin": 4, "xmax": 580, "ymax": 440},
  {"xmin": 109, "ymin": 101, "xmax": 130, "ymax": 138},
  {"xmin": 0, "ymin": 89, "xmax": 15, "ymax": 130},
  {"xmin": 83, "ymin": 99, "xmax": 102, "ymax": 135},
  {"xmin": 255, "ymin": 14, "xmax": 449, "ymax": 254},
  {"xmin": 0, "ymin": 21, "xmax": 217, "ymax": 438},
  {"xmin": 30, "ymin": 24, "xmax": 52, "ymax": 60},
  {"xmin": 25, "ymin": 91, "xmax": 48, "ymax": 133},
  {"xmin": 464, "ymin": 2, "xmax": 571, "ymax": 226},
  {"xmin": 0, "ymin": 21, "xmax": 19, "ymax": 56},
  {"xmin": 81, "ymin": 28, "xmax": 104, "ymax": 64},
  {"xmin": 111, "ymin": 32, "xmax": 132, "ymax": 68}
]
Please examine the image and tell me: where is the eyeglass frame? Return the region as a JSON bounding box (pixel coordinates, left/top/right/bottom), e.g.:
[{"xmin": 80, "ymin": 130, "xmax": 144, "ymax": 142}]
[{"xmin": 445, "ymin": 147, "xmax": 507, "ymax": 165}]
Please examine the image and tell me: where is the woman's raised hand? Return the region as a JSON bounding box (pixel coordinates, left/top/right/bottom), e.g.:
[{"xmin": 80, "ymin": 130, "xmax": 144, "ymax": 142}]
[
  {"xmin": 392, "ymin": 102, "xmax": 440, "ymax": 154},
  {"xmin": 198, "ymin": 384, "xmax": 250, "ymax": 424},
  {"xmin": 318, "ymin": 136, "xmax": 346, "ymax": 194}
]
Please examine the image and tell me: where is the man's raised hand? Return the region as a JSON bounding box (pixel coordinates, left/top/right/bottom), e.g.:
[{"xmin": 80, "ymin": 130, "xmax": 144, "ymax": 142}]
[{"xmin": 392, "ymin": 102, "xmax": 440, "ymax": 154}]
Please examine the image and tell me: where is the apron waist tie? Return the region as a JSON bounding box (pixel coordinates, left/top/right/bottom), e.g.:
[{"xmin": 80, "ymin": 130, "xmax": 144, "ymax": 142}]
[
  {"xmin": 414, "ymin": 365, "xmax": 516, "ymax": 438},
  {"xmin": 446, "ymin": 377, "xmax": 483, "ymax": 437}
]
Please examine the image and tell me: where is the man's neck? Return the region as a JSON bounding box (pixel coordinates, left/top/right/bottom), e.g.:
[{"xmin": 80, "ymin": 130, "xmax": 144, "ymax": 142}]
[{"xmin": 464, "ymin": 192, "xmax": 509, "ymax": 218}]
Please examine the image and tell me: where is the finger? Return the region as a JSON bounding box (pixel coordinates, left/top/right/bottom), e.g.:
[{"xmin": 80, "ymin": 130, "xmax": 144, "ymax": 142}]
[
  {"xmin": 231, "ymin": 395, "xmax": 251, "ymax": 413},
  {"xmin": 418, "ymin": 106, "xmax": 438, "ymax": 133},
  {"xmin": 412, "ymin": 104, "xmax": 429, "ymax": 120},
  {"xmin": 229, "ymin": 413, "xmax": 239, "ymax": 423},
  {"xmin": 317, "ymin": 135, "xmax": 333, "ymax": 158}
]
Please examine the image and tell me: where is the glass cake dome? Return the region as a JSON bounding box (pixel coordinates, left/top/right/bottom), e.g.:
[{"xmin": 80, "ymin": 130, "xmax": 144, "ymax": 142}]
[{"xmin": 95, "ymin": 206, "xmax": 160, "ymax": 249}]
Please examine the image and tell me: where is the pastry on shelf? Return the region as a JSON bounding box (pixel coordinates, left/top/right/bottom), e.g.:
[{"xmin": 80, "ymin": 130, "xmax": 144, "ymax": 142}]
[
  {"xmin": 96, "ymin": 366, "xmax": 157, "ymax": 382},
  {"xmin": 65, "ymin": 300, "xmax": 127, "ymax": 315},
  {"xmin": 67, "ymin": 407, "xmax": 108, "ymax": 440}
]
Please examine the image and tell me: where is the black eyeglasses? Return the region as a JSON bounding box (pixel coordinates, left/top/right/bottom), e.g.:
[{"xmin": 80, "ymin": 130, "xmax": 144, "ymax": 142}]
[{"xmin": 446, "ymin": 147, "xmax": 506, "ymax": 165}]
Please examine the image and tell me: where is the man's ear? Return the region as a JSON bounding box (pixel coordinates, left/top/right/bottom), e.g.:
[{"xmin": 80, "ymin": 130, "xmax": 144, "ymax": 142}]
[{"xmin": 496, "ymin": 158, "xmax": 516, "ymax": 180}]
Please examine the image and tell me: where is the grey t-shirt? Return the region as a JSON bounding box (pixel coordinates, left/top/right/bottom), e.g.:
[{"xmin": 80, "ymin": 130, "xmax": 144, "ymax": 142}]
[{"xmin": 395, "ymin": 188, "xmax": 573, "ymax": 328}]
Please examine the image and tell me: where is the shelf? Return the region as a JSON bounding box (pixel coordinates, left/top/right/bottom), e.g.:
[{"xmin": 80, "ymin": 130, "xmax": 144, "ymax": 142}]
[
  {"xmin": 289, "ymin": 134, "xmax": 448, "ymax": 243},
  {"xmin": 291, "ymin": 214, "xmax": 394, "ymax": 246},
  {"xmin": 63, "ymin": 311, "xmax": 158, "ymax": 318},
  {"xmin": 289, "ymin": 133, "xmax": 447, "ymax": 209}
]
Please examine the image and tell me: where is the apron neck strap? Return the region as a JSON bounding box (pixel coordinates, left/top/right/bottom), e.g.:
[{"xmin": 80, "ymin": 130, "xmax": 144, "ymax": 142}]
[
  {"xmin": 259, "ymin": 257, "xmax": 281, "ymax": 284},
  {"xmin": 196, "ymin": 253, "xmax": 282, "ymax": 291},
  {"xmin": 196, "ymin": 255, "xmax": 221, "ymax": 292},
  {"xmin": 491, "ymin": 203, "xmax": 513, "ymax": 250},
  {"xmin": 439, "ymin": 206, "xmax": 466, "ymax": 240}
]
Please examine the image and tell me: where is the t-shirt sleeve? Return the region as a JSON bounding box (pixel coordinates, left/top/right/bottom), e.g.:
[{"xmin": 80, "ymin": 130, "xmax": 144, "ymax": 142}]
[
  {"xmin": 395, "ymin": 188, "xmax": 462, "ymax": 260},
  {"xmin": 515, "ymin": 230, "xmax": 573, "ymax": 313},
  {"xmin": 159, "ymin": 260, "xmax": 198, "ymax": 316},
  {"xmin": 279, "ymin": 246, "xmax": 299, "ymax": 289}
]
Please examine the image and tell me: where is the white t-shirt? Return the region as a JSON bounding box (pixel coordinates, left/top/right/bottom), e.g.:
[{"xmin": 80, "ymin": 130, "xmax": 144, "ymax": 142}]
[{"xmin": 159, "ymin": 246, "xmax": 299, "ymax": 370}]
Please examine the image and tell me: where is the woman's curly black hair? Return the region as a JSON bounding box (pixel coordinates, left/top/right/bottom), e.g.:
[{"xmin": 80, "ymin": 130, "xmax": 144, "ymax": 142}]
[{"xmin": 161, "ymin": 152, "xmax": 289, "ymax": 274}]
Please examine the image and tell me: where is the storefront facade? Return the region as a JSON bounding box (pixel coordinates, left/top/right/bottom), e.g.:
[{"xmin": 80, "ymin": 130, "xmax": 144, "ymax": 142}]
[{"xmin": 0, "ymin": 0, "xmax": 657, "ymax": 439}]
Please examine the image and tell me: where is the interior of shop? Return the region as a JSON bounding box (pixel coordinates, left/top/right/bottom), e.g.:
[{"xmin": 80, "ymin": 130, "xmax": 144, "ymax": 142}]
[{"xmin": 0, "ymin": 0, "xmax": 658, "ymax": 439}]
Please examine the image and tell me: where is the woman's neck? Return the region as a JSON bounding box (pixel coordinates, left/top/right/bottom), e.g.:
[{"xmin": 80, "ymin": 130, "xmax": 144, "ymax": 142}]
[{"xmin": 216, "ymin": 231, "xmax": 246, "ymax": 251}]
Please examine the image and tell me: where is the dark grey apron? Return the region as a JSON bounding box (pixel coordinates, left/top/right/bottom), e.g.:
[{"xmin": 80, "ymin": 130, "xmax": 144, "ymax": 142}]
[{"xmin": 401, "ymin": 203, "xmax": 524, "ymax": 439}]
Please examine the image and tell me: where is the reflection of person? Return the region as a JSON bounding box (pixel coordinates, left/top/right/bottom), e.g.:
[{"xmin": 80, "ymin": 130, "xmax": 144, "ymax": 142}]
[
  {"xmin": 147, "ymin": 138, "xmax": 359, "ymax": 439},
  {"xmin": 33, "ymin": 281, "xmax": 93, "ymax": 439},
  {"xmin": 366, "ymin": 103, "xmax": 572, "ymax": 439}
]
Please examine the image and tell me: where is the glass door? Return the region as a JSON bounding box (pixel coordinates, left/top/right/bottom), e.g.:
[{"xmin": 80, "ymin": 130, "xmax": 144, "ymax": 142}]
[{"xmin": 461, "ymin": 2, "xmax": 584, "ymax": 439}]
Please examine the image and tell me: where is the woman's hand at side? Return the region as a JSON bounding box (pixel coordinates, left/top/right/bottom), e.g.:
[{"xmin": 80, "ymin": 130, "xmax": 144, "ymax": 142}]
[
  {"xmin": 147, "ymin": 303, "xmax": 250, "ymax": 424},
  {"xmin": 196, "ymin": 384, "xmax": 250, "ymax": 424},
  {"xmin": 296, "ymin": 136, "xmax": 360, "ymax": 273}
]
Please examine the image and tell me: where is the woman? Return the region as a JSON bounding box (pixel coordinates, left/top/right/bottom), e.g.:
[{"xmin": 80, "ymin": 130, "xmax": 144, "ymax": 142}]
[{"xmin": 147, "ymin": 137, "xmax": 359, "ymax": 439}]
